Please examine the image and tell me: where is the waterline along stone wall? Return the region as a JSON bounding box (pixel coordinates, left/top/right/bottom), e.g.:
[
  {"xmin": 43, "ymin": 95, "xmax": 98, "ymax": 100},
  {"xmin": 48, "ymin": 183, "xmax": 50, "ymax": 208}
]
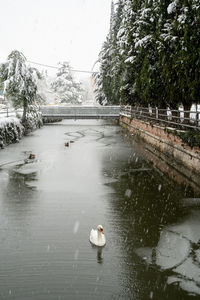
[{"xmin": 120, "ymin": 115, "xmax": 200, "ymax": 191}]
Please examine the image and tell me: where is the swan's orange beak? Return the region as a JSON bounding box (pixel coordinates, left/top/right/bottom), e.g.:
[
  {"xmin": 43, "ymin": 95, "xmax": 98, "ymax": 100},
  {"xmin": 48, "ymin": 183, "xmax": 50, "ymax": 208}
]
[{"xmin": 101, "ymin": 229, "xmax": 104, "ymax": 234}]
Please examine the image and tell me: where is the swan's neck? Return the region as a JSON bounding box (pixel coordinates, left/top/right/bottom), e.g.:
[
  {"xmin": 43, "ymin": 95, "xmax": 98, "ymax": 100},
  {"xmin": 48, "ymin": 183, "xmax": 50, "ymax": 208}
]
[{"xmin": 98, "ymin": 231, "xmax": 102, "ymax": 239}]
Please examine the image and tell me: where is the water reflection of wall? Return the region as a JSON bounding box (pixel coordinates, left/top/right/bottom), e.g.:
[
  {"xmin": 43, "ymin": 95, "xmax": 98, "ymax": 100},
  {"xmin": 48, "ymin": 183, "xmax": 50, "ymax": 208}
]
[
  {"xmin": 102, "ymin": 137, "xmax": 200, "ymax": 299},
  {"xmin": 122, "ymin": 129, "xmax": 200, "ymax": 195},
  {"xmin": 120, "ymin": 116, "xmax": 200, "ymax": 193}
]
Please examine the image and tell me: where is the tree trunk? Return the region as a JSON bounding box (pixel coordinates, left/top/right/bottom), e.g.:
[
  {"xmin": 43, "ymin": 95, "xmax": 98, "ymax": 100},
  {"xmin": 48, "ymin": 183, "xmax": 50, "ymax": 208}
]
[
  {"xmin": 183, "ymin": 104, "xmax": 191, "ymax": 125},
  {"xmin": 22, "ymin": 100, "xmax": 27, "ymax": 123},
  {"xmin": 183, "ymin": 104, "xmax": 192, "ymax": 111}
]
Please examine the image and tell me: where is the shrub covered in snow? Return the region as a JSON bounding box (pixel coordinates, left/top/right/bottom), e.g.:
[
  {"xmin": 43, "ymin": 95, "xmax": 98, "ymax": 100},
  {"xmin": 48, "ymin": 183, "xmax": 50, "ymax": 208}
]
[
  {"xmin": 22, "ymin": 105, "xmax": 43, "ymax": 134},
  {"xmin": 0, "ymin": 105, "xmax": 43, "ymax": 148},
  {"xmin": 0, "ymin": 117, "xmax": 24, "ymax": 148}
]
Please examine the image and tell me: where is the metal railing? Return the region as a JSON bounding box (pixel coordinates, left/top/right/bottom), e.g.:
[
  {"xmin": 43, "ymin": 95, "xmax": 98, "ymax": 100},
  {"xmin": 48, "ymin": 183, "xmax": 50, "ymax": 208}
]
[
  {"xmin": 0, "ymin": 107, "xmax": 16, "ymax": 118},
  {"xmin": 40, "ymin": 105, "xmax": 120, "ymax": 119},
  {"xmin": 120, "ymin": 105, "xmax": 200, "ymax": 130}
]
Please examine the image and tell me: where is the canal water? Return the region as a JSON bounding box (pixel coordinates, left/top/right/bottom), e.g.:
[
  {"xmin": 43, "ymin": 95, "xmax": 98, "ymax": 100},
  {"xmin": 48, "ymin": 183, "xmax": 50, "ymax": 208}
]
[{"xmin": 0, "ymin": 120, "xmax": 200, "ymax": 300}]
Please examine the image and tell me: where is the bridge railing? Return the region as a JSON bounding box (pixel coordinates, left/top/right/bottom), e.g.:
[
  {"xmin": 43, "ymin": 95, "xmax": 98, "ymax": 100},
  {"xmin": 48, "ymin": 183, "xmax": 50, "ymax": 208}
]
[
  {"xmin": 120, "ymin": 105, "xmax": 200, "ymax": 130},
  {"xmin": 40, "ymin": 105, "xmax": 120, "ymax": 119}
]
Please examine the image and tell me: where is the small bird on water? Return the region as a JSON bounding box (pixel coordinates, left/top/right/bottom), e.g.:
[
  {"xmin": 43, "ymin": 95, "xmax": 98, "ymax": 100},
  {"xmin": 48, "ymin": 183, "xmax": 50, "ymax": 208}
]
[{"xmin": 89, "ymin": 225, "xmax": 106, "ymax": 247}]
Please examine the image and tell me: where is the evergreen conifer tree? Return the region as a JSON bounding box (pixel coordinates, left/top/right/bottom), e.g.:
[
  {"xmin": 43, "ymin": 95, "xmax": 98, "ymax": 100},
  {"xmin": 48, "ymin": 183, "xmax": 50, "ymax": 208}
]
[
  {"xmin": 95, "ymin": 0, "xmax": 200, "ymax": 109},
  {"xmin": 51, "ymin": 62, "xmax": 83, "ymax": 104},
  {"xmin": 0, "ymin": 50, "xmax": 41, "ymax": 121}
]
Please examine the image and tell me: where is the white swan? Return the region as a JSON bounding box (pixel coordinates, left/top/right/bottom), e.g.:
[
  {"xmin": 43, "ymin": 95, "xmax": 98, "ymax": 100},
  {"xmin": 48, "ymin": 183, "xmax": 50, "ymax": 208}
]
[{"xmin": 89, "ymin": 225, "xmax": 106, "ymax": 247}]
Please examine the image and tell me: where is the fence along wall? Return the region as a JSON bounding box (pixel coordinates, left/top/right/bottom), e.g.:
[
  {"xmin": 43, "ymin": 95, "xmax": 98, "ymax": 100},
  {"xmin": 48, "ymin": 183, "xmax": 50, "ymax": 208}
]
[
  {"xmin": 120, "ymin": 105, "xmax": 200, "ymax": 130},
  {"xmin": 120, "ymin": 107, "xmax": 200, "ymax": 191}
]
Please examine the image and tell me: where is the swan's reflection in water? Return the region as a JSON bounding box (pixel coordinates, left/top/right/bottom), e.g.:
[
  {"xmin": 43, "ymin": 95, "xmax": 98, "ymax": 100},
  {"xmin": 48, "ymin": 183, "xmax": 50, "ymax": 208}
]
[
  {"xmin": 97, "ymin": 247, "xmax": 103, "ymax": 264},
  {"xmin": 91, "ymin": 244, "xmax": 104, "ymax": 264}
]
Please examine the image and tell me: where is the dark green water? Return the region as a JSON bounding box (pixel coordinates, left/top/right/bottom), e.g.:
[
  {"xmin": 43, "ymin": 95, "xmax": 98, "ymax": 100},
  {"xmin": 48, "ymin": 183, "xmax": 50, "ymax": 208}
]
[{"xmin": 0, "ymin": 120, "xmax": 199, "ymax": 300}]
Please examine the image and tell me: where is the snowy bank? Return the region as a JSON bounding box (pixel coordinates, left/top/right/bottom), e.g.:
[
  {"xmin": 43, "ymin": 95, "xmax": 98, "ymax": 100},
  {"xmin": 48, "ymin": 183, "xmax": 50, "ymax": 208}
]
[{"xmin": 0, "ymin": 109, "xmax": 43, "ymax": 149}]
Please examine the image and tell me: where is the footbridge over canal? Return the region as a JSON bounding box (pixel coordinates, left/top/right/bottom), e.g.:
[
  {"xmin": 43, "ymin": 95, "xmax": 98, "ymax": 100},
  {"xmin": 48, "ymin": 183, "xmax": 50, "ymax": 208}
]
[{"xmin": 40, "ymin": 105, "xmax": 120, "ymax": 120}]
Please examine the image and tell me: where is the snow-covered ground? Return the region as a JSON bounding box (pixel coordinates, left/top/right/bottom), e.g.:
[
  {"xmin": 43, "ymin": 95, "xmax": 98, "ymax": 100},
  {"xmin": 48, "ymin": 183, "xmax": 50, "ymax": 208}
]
[{"xmin": 0, "ymin": 107, "xmax": 17, "ymax": 119}]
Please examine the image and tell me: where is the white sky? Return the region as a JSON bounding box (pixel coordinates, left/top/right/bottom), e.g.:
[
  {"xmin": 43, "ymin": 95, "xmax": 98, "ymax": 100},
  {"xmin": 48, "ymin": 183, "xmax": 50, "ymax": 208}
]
[{"xmin": 0, "ymin": 0, "xmax": 112, "ymax": 75}]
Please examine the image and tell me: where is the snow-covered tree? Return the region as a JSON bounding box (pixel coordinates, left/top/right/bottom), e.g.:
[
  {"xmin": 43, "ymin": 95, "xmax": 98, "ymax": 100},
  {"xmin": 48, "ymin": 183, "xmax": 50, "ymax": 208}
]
[
  {"xmin": 0, "ymin": 50, "xmax": 41, "ymax": 121},
  {"xmin": 35, "ymin": 70, "xmax": 55, "ymax": 104},
  {"xmin": 158, "ymin": 0, "xmax": 200, "ymax": 109},
  {"xmin": 96, "ymin": 0, "xmax": 200, "ymax": 109},
  {"xmin": 51, "ymin": 62, "xmax": 83, "ymax": 104},
  {"xmin": 94, "ymin": 0, "xmax": 125, "ymax": 105},
  {"xmin": 93, "ymin": 71, "xmax": 107, "ymax": 105}
]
